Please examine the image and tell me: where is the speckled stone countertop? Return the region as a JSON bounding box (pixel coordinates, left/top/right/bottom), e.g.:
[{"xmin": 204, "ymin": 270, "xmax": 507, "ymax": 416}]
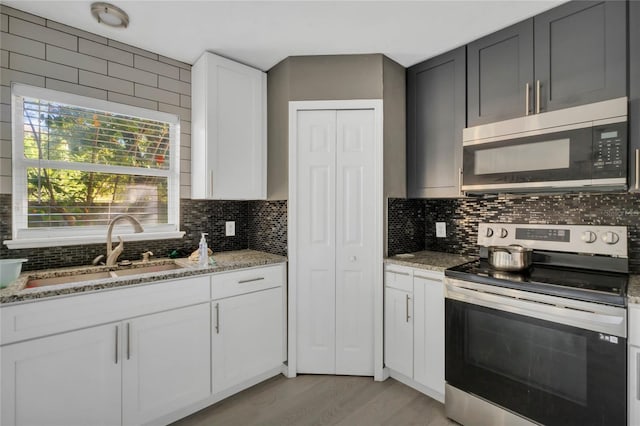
[
  {"xmin": 384, "ymin": 250, "xmax": 476, "ymax": 272},
  {"xmin": 0, "ymin": 249, "xmax": 286, "ymax": 305},
  {"xmin": 629, "ymin": 275, "xmax": 640, "ymax": 305}
]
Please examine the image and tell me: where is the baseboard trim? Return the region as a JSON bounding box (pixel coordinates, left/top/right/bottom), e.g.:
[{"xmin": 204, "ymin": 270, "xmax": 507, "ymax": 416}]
[{"xmin": 388, "ymin": 369, "xmax": 445, "ymax": 403}]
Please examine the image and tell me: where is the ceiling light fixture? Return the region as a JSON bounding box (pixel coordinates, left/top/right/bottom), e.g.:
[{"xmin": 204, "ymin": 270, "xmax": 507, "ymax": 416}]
[{"xmin": 91, "ymin": 2, "xmax": 129, "ymax": 28}]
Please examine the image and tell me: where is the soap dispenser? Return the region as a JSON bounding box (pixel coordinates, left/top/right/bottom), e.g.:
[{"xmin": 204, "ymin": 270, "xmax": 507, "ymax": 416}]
[{"xmin": 198, "ymin": 233, "xmax": 209, "ymax": 267}]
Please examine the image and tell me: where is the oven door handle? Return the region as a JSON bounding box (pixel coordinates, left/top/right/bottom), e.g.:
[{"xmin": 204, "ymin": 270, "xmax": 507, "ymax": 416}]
[{"xmin": 446, "ymin": 283, "xmax": 626, "ymax": 338}]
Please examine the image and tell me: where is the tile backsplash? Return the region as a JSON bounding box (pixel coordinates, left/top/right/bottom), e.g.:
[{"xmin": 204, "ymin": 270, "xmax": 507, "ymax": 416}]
[
  {"xmin": 248, "ymin": 200, "xmax": 288, "ymax": 257},
  {"xmin": 389, "ymin": 192, "xmax": 640, "ymax": 273}
]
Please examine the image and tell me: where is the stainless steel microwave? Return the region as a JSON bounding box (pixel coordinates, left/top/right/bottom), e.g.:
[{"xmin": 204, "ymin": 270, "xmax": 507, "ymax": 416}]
[{"xmin": 461, "ymin": 97, "xmax": 628, "ymax": 193}]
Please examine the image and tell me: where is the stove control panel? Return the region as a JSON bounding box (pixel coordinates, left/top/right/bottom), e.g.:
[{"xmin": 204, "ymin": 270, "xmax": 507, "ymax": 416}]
[{"xmin": 477, "ymin": 223, "xmax": 628, "ymax": 257}]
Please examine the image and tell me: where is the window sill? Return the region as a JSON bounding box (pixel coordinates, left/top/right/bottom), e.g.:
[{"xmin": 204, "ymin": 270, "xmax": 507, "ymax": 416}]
[{"xmin": 3, "ymin": 231, "xmax": 186, "ymax": 249}]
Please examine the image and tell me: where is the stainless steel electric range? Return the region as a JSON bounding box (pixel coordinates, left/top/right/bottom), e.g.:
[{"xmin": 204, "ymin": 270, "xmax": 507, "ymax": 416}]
[{"xmin": 444, "ymin": 223, "xmax": 628, "ymax": 426}]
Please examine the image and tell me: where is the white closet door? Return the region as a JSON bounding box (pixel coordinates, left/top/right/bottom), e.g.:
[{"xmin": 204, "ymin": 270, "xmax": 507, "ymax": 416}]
[
  {"xmin": 335, "ymin": 109, "xmax": 375, "ymax": 375},
  {"xmin": 296, "ymin": 110, "xmax": 337, "ymax": 374}
]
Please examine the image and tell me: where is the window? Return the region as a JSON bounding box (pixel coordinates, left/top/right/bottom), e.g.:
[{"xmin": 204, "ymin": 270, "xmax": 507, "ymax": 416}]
[{"xmin": 7, "ymin": 83, "xmax": 183, "ymax": 249}]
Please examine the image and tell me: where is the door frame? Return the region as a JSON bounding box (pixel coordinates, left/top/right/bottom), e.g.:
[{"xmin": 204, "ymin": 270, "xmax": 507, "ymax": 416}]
[{"xmin": 287, "ymin": 99, "xmax": 384, "ymax": 380}]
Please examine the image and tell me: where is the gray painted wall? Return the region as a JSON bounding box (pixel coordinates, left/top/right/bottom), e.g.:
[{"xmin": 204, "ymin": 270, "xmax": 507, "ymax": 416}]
[{"xmin": 266, "ymin": 54, "xmax": 406, "ymax": 201}]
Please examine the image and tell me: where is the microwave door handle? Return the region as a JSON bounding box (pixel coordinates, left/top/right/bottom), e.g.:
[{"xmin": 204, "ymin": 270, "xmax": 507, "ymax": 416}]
[
  {"xmin": 535, "ymin": 80, "xmax": 541, "ymax": 114},
  {"xmin": 635, "ymin": 149, "xmax": 639, "ymax": 191}
]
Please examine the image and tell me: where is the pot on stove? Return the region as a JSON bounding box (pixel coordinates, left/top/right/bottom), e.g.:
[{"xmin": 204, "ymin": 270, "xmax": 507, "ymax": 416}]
[{"xmin": 487, "ymin": 245, "xmax": 533, "ymax": 271}]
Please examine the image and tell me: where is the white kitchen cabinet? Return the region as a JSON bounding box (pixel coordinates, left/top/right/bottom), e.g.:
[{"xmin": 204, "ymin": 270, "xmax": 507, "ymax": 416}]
[
  {"xmin": 384, "ymin": 269, "xmax": 413, "ymax": 378},
  {"xmin": 122, "ymin": 303, "xmax": 211, "ymax": 425},
  {"xmin": 212, "ymin": 286, "xmax": 283, "ymax": 393},
  {"xmin": 630, "ymin": 304, "xmax": 640, "ymax": 426},
  {"xmin": 413, "ymin": 270, "xmax": 445, "ymax": 398},
  {"xmin": 1, "ymin": 322, "xmax": 122, "ymax": 426},
  {"xmin": 191, "ymin": 52, "xmax": 267, "ymax": 199},
  {"xmin": 384, "ymin": 265, "xmax": 445, "ymax": 402}
]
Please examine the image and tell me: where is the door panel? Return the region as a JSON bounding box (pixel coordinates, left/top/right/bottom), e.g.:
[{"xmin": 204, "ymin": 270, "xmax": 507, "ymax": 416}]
[
  {"xmin": 335, "ymin": 110, "xmax": 375, "ymax": 375},
  {"xmin": 384, "ymin": 287, "xmax": 413, "ymax": 378},
  {"xmin": 534, "ymin": 1, "xmax": 626, "ymax": 113},
  {"xmin": 123, "ymin": 304, "xmax": 211, "ymax": 425},
  {"xmin": 296, "ymin": 110, "xmax": 337, "ymax": 374},
  {"xmin": 212, "ymin": 288, "xmax": 283, "ymax": 392},
  {"xmin": 467, "ymin": 20, "xmax": 534, "ymax": 126},
  {"xmin": 1, "ymin": 323, "xmax": 121, "ymax": 426},
  {"xmin": 296, "ymin": 108, "xmax": 375, "ymax": 376}
]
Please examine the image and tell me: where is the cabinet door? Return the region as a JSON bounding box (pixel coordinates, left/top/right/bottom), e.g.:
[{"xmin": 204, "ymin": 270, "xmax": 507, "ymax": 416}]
[
  {"xmin": 191, "ymin": 52, "xmax": 266, "ymax": 199},
  {"xmin": 413, "ymin": 273, "xmax": 444, "ymax": 399},
  {"xmin": 407, "ymin": 47, "xmax": 465, "ymax": 198},
  {"xmin": 384, "ymin": 287, "xmax": 413, "ymax": 377},
  {"xmin": 467, "ymin": 20, "xmax": 534, "ymax": 127},
  {"xmin": 534, "ymin": 1, "xmax": 626, "ymax": 113},
  {"xmin": 122, "ymin": 304, "xmax": 211, "ymax": 425},
  {"xmin": 630, "ymin": 345, "xmax": 640, "ymax": 426},
  {"xmin": 630, "ymin": 0, "xmax": 640, "ymax": 192},
  {"xmin": 212, "ymin": 287, "xmax": 283, "ymax": 393},
  {"xmin": 1, "ymin": 323, "xmax": 121, "ymax": 426}
]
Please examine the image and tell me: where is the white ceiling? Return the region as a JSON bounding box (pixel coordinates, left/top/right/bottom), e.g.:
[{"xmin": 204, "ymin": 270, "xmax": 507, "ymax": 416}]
[{"xmin": 4, "ymin": 0, "xmax": 567, "ymax": 71}]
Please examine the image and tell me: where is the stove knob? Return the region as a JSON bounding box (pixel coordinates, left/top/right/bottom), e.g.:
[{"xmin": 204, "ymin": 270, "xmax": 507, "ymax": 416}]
[
  {"xmin": 602, "ymin": 231, "xmax": 620, "ymax": 245},
  {"xmin": 581, "ymin": 231, "xmax": 597, "ymax": 244},
  {"xmin": 485, "ymin": 228, "xmax": 494, "ymax": 238},
  {"xmin": 499, "ymin": 228, "xmax": 508, "ymax": 238}
]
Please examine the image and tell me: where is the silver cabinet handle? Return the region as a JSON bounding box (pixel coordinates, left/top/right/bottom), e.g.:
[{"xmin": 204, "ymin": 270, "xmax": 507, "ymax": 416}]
[
  {"xmin": 458, "ymin": 167, "xmax": 463, "ymax": 196},
  {"xmin": 115, "ymin": 325, "xmax": 119, "ymax": 364},
  {"xmin": 215, "ymin": 303, "xmax": 220, "ymax": 334},
  {"xmin": 405, "ymin": 294, "xmax": 411, "ymax": 323},
  {"xmin": 387, "ymin": 270, "xmax": 410, "ymax": 276},
  {"xmin": 637, "ymin": 352, "xmax": 640, "ymax": 401},
  {"xmin": 126, "ymin": 322, "xmax": 131, "ymax": 360},
  {"xmin": 535, "ymin": 80, "xmax": 541, "ymax": 114},
  {"xmin": 635, "ymin": 149, "xmax": 639, "ymax": 191},
  {"xmin": 525, "ymin": 83, "xmax": 530, "ymax": 116},
  {"xmin": 209, "ymin": 171, "xmax": 214, "ymax": 198},
  {"xmin": 238, "ymin": 277, "xmax": 264, "ymax": 284}
]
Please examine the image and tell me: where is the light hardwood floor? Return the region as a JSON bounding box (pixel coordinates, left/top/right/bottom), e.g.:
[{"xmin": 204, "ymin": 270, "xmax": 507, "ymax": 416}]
[{"xmin": 172, "ymin": 375, "xmax": 457, "ymax": 426}]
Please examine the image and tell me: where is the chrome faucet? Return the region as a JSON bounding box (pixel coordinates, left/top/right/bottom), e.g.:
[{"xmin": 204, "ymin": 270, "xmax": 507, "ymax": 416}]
[{"xmin": 106, "ymin": 215, "xmax": 144, "ymax": 266}]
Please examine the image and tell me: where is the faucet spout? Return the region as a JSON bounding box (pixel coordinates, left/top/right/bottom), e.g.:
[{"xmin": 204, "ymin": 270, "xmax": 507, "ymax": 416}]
[{"xmin": 106, "ymin": 215, "xmax": 144, "ymax": 266}]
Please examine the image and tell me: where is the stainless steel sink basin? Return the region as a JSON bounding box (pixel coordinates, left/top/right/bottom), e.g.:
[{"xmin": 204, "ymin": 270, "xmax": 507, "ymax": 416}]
[
  {"xmin": 26, "ymin": 271, "xmax": 115, "ymax": 288},
  {"xmin": 112, "ymin": 263, "xmax": 185, "ymax": 277}
]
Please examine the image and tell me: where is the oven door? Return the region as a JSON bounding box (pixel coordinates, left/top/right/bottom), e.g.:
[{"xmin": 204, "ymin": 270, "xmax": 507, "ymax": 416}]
[{"xmin": 445, "ymin": 283, "xmax": 627, "ymax": 426}]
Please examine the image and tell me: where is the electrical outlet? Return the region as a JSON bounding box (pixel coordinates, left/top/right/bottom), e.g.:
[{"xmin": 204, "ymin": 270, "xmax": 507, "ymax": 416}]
[
  {"xmin": 436, "ymin": 222, "xmax": 447, "ymax": 238},
  {"xmin": 225, "ymin": 221, "xmax": 236, "ymax": 237}
]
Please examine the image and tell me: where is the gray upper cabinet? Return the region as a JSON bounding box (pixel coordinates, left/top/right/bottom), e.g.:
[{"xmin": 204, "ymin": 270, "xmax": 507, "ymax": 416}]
[
  {"xmin": 534, "ymin": 1, "xmax": 626, "ymax": 113},
  {"xmin": 467, "ymin": 20, "xmax": 533, "ymax": 127},
  {"xmin": 630, "ymin": 0, "xmax": 640, "ymax": 192},
  {"xmin": 467, "ymin": 1, "xmax": 626, "ymax": 127},
  {"xmin": 407, "ymin": 47, "xmax": 465, "ymax": 198}
]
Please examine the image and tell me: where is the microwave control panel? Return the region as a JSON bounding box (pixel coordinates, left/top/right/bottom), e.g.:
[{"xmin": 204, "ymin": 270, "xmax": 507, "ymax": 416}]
[{"xmin": 592, "ymin": 122, "xmax": 627, "ymax": 178}]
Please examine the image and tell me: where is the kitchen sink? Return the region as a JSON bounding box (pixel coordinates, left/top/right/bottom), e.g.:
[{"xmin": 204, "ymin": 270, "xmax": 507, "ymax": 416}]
[
  {"xmin": 24, "ymin": 261, "xmax": 191, "ymax": 289},
  {"xmin": 26, "ymin": 271, "xmax": 115, "ymax": 288},
  {"xmin": 111, "ymin": 263, "xmax": 185, "ymax": 277}
]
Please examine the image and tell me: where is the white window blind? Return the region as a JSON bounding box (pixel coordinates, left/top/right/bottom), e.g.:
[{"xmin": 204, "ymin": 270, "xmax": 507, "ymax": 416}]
[{"xmin": 8, "ymin": 83, "xmax": 183, "ymax": 248}]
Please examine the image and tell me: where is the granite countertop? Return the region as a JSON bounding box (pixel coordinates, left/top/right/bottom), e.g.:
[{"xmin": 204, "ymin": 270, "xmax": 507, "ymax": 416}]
[
  {"xmin": 0, "ymin": 249, "xmax": 286, "ymax": 305},
  {"xmin": 629, "ymin": 275, "xmax": 640, "ymax": 305},
  {"xmin": 384, "ymin": 250, "xmax": 476, "ymax": 272}
]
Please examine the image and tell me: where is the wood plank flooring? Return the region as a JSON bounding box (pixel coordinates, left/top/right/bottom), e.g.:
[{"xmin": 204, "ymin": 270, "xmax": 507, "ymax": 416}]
[{"xmin": 172, "ymin": 375, "xmax": 457, "ymax": 426}]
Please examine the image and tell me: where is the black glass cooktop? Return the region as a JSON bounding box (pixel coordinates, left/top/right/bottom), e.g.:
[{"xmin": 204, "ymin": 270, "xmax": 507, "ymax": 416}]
[{"xmin": 445, "ymin": 260, "xmax": 628, "ymax": 307}]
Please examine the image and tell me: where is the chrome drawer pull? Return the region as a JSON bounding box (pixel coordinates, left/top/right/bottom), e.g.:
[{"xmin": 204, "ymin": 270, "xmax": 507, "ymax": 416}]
[
  {"xmin": 215, "ymin": 303, "xmax": 220, "ymax": 334},
  {"xmin": 115, "ymin": 325, "xmax": 119, "ymax": 364},
  {"xmin": 387, "ymin": 270, "xmax": 410, "ymax": 276},
  {"xmin": 637, "ymin": 352, "xmax": 640, "ymax": 401},
  {"xmin": 406, "ymin": 294, "xmax": 411, "ymax": 323},
  {"xmin": 238, "ymin": 277, "xmax": 265, "ymax": 284}
]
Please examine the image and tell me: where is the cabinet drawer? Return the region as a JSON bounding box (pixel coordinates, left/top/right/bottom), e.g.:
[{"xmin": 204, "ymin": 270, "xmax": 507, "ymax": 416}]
[
  {"xmin": 630, "ymin": 304, "xmax": 640, "ymax": 345},
  {"xmin": 0, "ymin": 276, "xmax": 210, "ymax": 345},
  {"xmin": 384, "ymin": 265, "xmax": 413, "ymax": 293},
  {"xmin": 212, "ymin": 264, "xmax": 284, "ymax": 299}
]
